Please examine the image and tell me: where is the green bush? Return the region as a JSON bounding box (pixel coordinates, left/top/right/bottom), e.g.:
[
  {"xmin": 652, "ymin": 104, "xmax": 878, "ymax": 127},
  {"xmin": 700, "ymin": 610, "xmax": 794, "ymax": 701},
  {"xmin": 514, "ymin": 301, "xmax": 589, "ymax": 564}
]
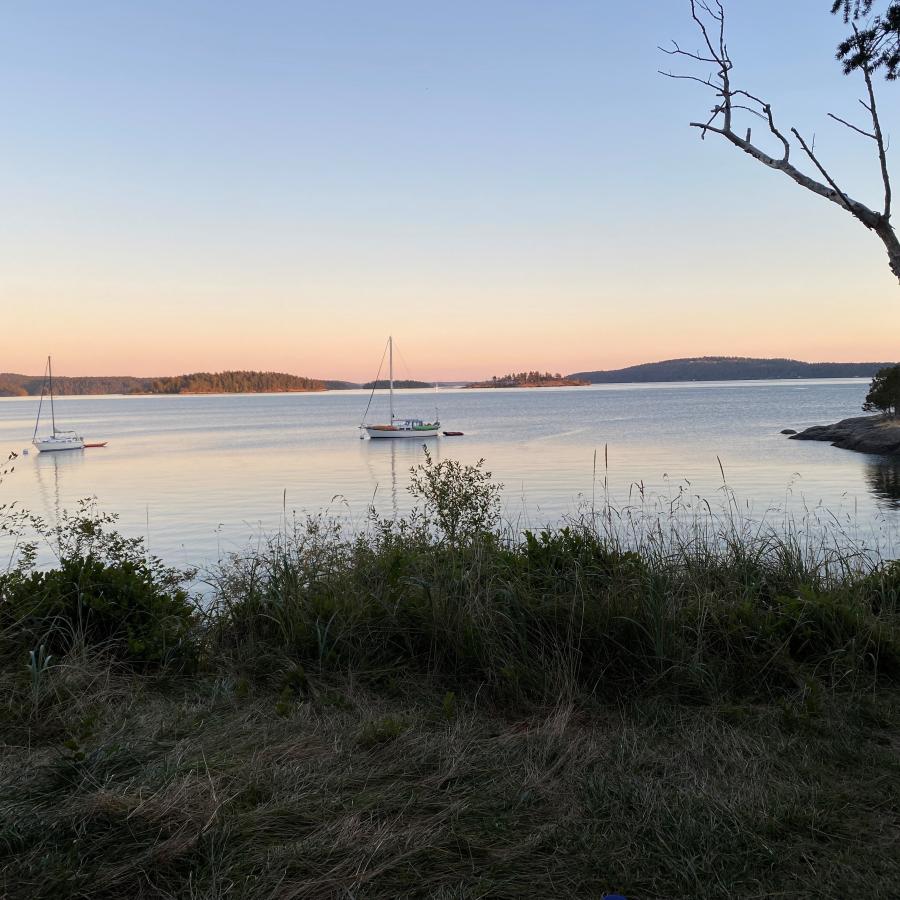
[
  {"xmin": 408, "ymin": 448, "xmax": 502, "ymax": 544},
  {"xmin": 0, "ymin": 503, "xmax": 196, "ymax": 669},
  {"xmin": 0, "ymin": 554, "xmax": 196, "ymax": 668}
]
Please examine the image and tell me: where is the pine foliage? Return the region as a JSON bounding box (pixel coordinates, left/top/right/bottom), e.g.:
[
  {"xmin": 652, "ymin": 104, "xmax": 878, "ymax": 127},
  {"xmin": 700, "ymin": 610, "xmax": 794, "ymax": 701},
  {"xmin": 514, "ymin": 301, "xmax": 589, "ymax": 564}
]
[
  {"xmin": 832, "ymin": 0, "xmax": 900, "ymax": 79},
  {"xmin": 863, "ymin": 364, "xmax": 900, "ymax": 416}
]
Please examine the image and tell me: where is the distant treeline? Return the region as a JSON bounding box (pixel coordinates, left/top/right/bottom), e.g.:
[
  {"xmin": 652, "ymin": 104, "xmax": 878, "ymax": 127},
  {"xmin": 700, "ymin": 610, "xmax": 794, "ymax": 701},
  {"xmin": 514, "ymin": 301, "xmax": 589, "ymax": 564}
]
[
  {"xmin": 148, "ymin": 371, "xmax": 327, "ymax": 394},
  {"xmin": 0, "ymin": 374, "xmax": 147, "ymax": 397},
  {"xmin": 3, "ymin": 357, "xmax": 895, "ymax": 397},
  {"xmin": 363, "ymin": 380, "xmax": 432, "ymax": 390},
  {"xmin": 468, "ymin": 372, "xmax": 589, "ymax": 388},
  {"xmin": 0, "ymin": 371, "xmax": 334, "ymax": 396},
  {"xmin": 568, "ymin": 357, "xmax": 899, "ymax": 384}
]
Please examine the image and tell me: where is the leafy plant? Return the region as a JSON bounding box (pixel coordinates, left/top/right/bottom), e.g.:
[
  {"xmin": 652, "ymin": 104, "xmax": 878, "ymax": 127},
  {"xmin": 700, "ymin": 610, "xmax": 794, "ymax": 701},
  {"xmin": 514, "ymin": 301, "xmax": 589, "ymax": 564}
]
[
  {"xmin": 0, "ymin": 502, "xmax": 196, "ymax": 669},
  {"xmin": 27, "ymin": 644, "xmax": 53, "ymax": 713},
  {"xmin": 408, "ymin": 447, "xmax": 502, "ymax": 545},
  {"xmin": 2, "ymin": 555, "xmax": 195, "ymax": 668}
]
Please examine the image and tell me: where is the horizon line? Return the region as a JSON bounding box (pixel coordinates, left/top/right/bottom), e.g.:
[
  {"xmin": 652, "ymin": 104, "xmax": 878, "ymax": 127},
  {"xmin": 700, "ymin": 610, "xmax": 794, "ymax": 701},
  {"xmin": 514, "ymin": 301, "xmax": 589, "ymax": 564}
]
[{"xmin": 2, "ymin": 354, "xmax": 898, "ymax": 385}]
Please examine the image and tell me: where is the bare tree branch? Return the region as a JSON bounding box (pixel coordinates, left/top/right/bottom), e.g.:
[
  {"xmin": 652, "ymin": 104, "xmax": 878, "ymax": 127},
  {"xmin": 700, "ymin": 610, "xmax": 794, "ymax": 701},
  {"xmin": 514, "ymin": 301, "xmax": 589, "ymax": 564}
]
[
  {"xmin": 790, "ymin": 127, "xmax": 858, "ymax": 217},
  {"xmin": 659, "ymin": 41, "xmax": 718, "ymax": 65},
  {"xmin": 658, "ymin": 70, "xmax": 718, "ymax": 90},
  {"xmin": 663, "ymin": 1, "xmax": 900, "ymax": 284},
  {"xmin": 827, "ymin": 112, "xmax": 877, "ymax": 139},
  {"xmin": 731, "ymin": 104, "xmax": 767, "ymax": 118},
  {"xmin": 859, "ymin": 38, "xmax": 893, "ymax": 217},
  {"xmin": 761, "ymin": 102, "xmax": 790, "ymax": 163}
]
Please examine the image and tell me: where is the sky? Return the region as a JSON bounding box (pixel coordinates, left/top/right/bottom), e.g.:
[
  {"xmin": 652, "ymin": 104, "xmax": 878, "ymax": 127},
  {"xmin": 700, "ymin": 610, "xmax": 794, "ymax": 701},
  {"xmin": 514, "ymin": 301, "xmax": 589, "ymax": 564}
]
[{"xmin": 1, "ymin": 0, "xmax": 899, "ymax": 381}]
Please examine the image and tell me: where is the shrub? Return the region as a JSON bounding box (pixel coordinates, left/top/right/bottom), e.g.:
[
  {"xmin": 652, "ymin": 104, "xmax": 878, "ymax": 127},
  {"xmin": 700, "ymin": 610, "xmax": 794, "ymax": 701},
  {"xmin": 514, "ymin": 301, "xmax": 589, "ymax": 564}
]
[
  {"xmin": 408, "ymin": 447, "xmax": 502, "ymax": 544},
  {"xmin": 0, "ymin": 502, "xmax": 196, "ymax": 669},
  {"xmin": 0, "ymin": 555, "xmax": 196, "ymax": 668}
]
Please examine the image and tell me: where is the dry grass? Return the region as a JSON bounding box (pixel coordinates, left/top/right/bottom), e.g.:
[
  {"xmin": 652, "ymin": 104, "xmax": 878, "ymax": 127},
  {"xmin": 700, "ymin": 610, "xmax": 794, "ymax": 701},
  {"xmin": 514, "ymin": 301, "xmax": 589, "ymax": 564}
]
[{"xmin": 2, "ymin": 651, "xmax": 898, "ymax": 899}]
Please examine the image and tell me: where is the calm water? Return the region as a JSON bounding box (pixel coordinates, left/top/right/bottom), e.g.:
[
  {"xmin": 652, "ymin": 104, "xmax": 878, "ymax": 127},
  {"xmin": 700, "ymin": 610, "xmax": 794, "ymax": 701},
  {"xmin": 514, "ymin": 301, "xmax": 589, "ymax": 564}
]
[{"xmin": 2, "ymin": 380, "xmax": 899, "ymax": 570}]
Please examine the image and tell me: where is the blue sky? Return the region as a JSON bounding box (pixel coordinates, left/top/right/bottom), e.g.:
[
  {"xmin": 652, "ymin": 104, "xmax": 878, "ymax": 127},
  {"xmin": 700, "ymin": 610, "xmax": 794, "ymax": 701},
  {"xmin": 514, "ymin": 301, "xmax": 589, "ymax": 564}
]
[{"xmin": 1, "ymin": 1, "xmax": 897, "ymax": 379}]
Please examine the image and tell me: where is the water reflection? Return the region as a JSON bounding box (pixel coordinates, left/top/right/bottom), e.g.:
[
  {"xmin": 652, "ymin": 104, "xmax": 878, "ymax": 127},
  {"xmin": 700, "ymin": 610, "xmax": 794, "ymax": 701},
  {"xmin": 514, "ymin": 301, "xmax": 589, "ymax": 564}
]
[
  {"xmin": 865, "ymin": 457, "xmax": 900, "ymax": 506},
  {"xmin": 361, "ymin": 439, "xmax": 435, "ymax": 520},
  {"xmin": 34, "ymin": 449, "xmax": 85, "ymax": 524},
  {"xmin": 3, "ymin": 383, "xmax": 899, "ymax": 567}
]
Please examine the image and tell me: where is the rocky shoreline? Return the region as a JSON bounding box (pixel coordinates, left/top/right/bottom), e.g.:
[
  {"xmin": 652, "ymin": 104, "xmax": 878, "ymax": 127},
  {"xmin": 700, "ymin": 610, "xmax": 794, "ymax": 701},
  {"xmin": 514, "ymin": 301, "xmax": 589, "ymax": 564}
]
[{"xmin": 789, "ymin": 414, "xmax": 900, "ymax": 455}]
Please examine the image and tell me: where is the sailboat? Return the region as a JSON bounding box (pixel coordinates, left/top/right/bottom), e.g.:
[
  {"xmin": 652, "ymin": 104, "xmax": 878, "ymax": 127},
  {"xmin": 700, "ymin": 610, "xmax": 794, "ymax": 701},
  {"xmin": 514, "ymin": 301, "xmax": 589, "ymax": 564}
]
[
  {"xmin": 360, "ymin": 336, "xmax": 441, "ymax": 439},
  {"xmin": 32, "ymin": 356, "xmax": 86, "ymax": 452}
]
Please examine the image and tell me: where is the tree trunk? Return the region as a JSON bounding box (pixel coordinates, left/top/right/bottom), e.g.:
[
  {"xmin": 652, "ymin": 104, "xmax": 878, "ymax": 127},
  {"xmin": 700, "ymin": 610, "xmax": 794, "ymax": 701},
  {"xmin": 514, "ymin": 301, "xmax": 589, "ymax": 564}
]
[{"xmin": 874, "ymin": 219, "xmax": 900, "ymax": 284}]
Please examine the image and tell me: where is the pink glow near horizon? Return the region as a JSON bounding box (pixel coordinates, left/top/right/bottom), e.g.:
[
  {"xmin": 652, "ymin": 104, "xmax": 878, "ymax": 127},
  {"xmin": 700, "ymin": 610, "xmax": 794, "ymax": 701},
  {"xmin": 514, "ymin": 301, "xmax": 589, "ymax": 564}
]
[
  {"xmin": 4, "ymin": 264, "xmax": 899, "ymax": 382},
  {"xmin": 3, "ymin": 2, "xmax": 900, "ymax": 382},
  {"xmin": 5, "ymin": 332, "xmax": 899, "ymax": 384}
]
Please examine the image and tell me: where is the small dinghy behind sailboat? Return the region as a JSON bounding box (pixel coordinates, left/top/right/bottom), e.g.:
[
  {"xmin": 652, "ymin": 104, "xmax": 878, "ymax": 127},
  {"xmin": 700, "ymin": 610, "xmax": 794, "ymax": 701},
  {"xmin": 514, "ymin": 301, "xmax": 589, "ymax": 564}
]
[
  {"xmin": 32, "ymin": 356, "xmax": 86, "ymax": 453},
  {"xmin": 359, "ymin": 337, "xmax": 441, "ymax": 439}
]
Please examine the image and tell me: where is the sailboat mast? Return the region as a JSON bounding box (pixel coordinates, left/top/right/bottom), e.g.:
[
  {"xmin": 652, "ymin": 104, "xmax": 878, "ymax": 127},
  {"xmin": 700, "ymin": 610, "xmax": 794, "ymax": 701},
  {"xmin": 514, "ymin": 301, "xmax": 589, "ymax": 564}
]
[
  {"xmin": 48, "ymin": 356, "xmax": 57, "ymax": 435},
  {"xmin": 389, "ymin": 335, "xmax": 394, "ymax": 422},
  {"xmin": 32, "ymin": 360, "xmax": 46, "ymax": 442}
]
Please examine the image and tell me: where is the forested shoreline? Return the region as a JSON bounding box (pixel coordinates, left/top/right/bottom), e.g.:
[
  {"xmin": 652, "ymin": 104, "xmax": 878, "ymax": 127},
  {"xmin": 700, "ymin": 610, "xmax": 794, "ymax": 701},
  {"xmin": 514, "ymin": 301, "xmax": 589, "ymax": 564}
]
[
  {"xmin": 3, "ymin": 356, "xmax": 898, "ymax": 398},
  {"xmin": 0, "ymin": 371, "xmax": 339, "ymax": 396},
  {"xmin": 569, "ymin": 356, "xmax": 897, "ymax": 383}
]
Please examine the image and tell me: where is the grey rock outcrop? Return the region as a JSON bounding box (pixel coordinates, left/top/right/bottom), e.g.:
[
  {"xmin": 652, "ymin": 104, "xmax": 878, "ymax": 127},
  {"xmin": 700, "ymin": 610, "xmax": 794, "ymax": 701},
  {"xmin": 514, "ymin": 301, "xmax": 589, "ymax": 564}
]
[{"xmin": 789, "ymin": 415, "xmax": 900, "ymax": 455}]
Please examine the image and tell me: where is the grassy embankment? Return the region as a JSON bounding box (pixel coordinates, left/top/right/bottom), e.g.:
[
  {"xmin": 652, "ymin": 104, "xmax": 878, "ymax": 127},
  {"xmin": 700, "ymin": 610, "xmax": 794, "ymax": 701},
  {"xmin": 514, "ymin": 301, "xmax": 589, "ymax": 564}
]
[{"xmin": 1, "ymin": 451, "xmax": 899, "ymax": 898}]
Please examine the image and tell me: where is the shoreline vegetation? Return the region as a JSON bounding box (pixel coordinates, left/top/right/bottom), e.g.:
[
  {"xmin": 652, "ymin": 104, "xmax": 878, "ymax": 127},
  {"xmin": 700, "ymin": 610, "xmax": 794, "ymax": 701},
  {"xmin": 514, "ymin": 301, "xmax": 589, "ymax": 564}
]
[
  {"xmin": 2, "ymin": 453, "xmax": 899, "ymax": 896},
  {"xmin": 2, "ymin": 355, "xmax": 896, "ymax": 397}
]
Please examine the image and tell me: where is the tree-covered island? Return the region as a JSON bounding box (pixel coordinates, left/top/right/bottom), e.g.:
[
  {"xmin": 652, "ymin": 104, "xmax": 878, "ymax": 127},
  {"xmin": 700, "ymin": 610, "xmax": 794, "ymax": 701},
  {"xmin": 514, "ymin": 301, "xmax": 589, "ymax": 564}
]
[
  {"xmin": 362, "ymin": 380, "xmax": 433, "ymax": 390},
  {"xmin": 466, "ymin": 371, "xmax": 590, "ymax": 388},
  {"xmin": 148, "ymin": 371, "xmax": 328, "ymax": 394},
  {"xmin": 0, "ymin": 371, "xmax": 337, "ymax": 396}
]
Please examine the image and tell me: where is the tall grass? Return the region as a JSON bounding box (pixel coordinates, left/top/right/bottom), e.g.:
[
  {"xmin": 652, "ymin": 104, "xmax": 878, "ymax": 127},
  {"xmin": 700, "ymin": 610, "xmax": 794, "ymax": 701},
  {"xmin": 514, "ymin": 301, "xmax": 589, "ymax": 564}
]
[
  {"xmin": 1, "ymin": 452, "xmax": 898, "ymax": 702},
  {"xmin": 203, "ymin": 453, "xmax": 900, "ymax": 703}
]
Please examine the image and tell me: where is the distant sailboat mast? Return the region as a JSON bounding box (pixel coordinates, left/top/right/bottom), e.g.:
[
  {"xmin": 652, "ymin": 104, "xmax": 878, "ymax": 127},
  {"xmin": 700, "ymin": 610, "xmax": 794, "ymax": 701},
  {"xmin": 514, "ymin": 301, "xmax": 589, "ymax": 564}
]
[
  {"xmin": 48, "ymin": 355, "xmax": 57, "ymax": 436},
  {"xmin": 359, "ymin": 335, "xmax": 442, "ymax": 439},
  {"xmin": 389, "ymin": 335, "xmax": 394, "ymax": 424},
  {"xmin": 31, "ymin": 355, "xmax": 93, "ymax": 452},
  {"xmin": 32, "ymin": 356, "xmax": 55, "ymax": 442}
]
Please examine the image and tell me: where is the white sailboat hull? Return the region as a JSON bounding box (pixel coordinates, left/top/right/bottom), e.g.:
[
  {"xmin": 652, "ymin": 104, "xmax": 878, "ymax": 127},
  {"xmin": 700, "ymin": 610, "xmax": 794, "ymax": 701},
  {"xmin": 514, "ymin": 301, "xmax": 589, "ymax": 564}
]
[
  {"xmin": 365, "ymin": 426, "xmax": 440, "ymax": 439},
  {"xmin": 359, "ymin": 337, "xmax": 447, "ymax": 439},
  {"xmin": 33, "ymin": 434, "xmax": 84, "ymax": 452},
  {"xmin": 32, "ymin": 357, "xmax": 99, "ymax": 452}
]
